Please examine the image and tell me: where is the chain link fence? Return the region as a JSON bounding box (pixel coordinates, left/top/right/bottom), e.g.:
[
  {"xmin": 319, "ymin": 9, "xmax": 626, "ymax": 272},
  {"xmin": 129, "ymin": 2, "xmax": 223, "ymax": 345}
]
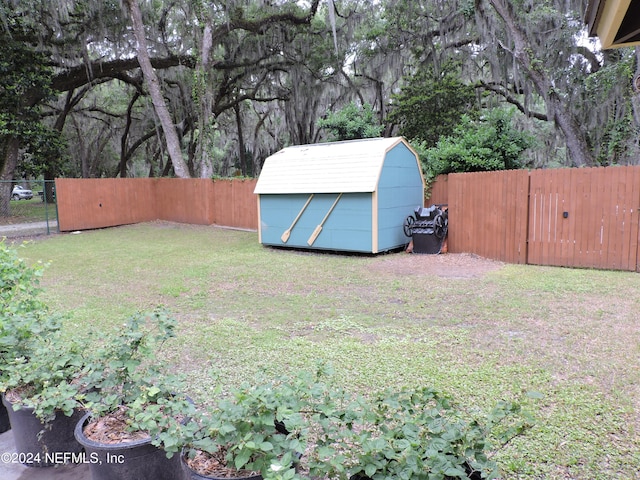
[{"xmin": 0, "ymin": 180, "xmax": 58, "ymax": 238}]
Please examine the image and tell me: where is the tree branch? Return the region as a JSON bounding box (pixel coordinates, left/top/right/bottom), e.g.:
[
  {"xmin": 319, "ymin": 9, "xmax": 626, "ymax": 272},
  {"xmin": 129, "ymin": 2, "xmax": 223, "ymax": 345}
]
[
  {"xmin": 478, "ymin": 81, "xmax": 548, "ymax": 121},
  {"xmin": 576, "ymin": 45, "xmax": 601, "ymax": 74},
  {"xmin": 49, "ymin": 55, "xmax": 196, "ymax": 96},
  {"xmin": 211, "ymin": 0, "xmax": 321, "ymax": 42}
]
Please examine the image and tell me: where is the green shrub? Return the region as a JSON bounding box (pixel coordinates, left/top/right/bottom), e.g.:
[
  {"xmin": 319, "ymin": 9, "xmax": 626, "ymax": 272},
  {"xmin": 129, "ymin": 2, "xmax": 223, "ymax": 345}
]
[
  {"xmin": 80, "ymin": 308, "xmax": 194, "ymax": 452},
  {"xmin": 175, "ymin": 364, "xmax": 534, "ymax": 480},
  {"xmin": 423, "ymin": 108, "xmax": 535, "ymax": 179},
  {"xmin": 0, "ymin": 240, "xmax": 85, "ymax": 422}
]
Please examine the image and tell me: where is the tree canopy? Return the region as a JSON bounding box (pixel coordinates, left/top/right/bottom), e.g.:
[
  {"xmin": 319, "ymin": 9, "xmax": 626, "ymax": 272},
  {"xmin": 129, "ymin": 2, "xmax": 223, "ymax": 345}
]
[
  {"xmin": 0, "ymin": 0, "xmax": 638, "ymax": 186},
  {"xmin": 388, "ymin": 65, "xmax": 479, "ymax": 148}
]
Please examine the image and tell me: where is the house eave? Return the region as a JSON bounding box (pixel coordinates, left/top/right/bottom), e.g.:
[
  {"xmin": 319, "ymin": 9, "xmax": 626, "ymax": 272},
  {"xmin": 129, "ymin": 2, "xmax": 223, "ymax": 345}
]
[{"xmin": 586, "ymin": 0, "xmax": 640, "ymax": 49}]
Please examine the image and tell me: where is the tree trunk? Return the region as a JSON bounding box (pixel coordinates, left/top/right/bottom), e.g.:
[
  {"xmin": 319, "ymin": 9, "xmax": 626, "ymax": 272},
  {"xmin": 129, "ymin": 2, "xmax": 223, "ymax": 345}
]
[
  {"xmin": 485, "ymin": 0, "xmax": 595, "ymax": 167},
  {"xmin": 235, "ymin": 101, "xmax": 247, "ymax": 176},
  {"xmin": 631, "ymin": 47, "xmax": 640, "ymax": 162},
  {"xmin": 119, "ymin": 91, "xmax": 142, "ymax": 178},
  {"xmin": 48, "ymin": 90, "xmax": 77, "ymax": 196},
  {"xmin": 71, "ymin": 116, "xmax": 90, "ymax": 178},
  {"xmin": 197, "ymin": 18, "xmax": 214, "ymax": 179},
  {"xmin": 0, "ymin": 137, "xmax": 19, "ymax": 217},
  {"xmin": 124, "ymin": 0, "xmax": 190, "ymax": 178}
]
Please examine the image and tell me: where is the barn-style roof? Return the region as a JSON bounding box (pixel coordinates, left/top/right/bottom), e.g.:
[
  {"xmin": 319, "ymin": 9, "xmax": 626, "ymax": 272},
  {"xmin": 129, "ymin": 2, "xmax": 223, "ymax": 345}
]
[
  {"xmin": 254, "ymin": 137, "xmax": 422, "ymax": 195},
  {"xmin": 586, "ymin": 0, "xmax": 640, "ymax": 49}
]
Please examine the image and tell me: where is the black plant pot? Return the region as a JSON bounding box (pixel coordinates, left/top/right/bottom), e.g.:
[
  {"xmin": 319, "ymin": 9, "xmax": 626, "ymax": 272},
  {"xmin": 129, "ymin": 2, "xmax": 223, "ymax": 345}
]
[
  {"xmin": 181, "ymin": 450, "xmax": 262, "ymax": 480},
  {"xmin": 0, "ymin": 401, "xmax": 10, "ymax": 433},
  {"xmin": 1, "ymin": 394, "xmax": 84, "ymax": 467},
  {"xmin": 75, "ymin": 412, "xmax": 184, "ymax": 480}
]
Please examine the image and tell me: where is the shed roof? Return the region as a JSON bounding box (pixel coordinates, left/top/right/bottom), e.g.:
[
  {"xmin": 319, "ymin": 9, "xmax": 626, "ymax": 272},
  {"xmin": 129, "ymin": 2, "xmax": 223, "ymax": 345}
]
[{"xmin": 254, "ymin": 137, "xmax": 420, "ymax": 194}]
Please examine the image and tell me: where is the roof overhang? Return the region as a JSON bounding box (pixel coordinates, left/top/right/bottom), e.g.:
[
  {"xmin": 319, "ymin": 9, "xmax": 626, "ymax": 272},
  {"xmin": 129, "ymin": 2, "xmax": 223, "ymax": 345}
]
[{"xmin": 586, "ymin": 0, "xmax": 640, "ymax": 49}]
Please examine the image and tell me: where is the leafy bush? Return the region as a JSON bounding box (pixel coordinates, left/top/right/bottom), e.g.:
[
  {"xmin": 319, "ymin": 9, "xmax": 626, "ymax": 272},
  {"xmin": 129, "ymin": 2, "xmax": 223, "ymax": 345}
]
[
  {"xmin": 306, "ymin": 384, "xmax": 534, "ymax": 480},
  {"xmin": 2, "ymin": 332, "xmax": 87, "ymax": 421},
  {"xmin": 318, "ymin": 102, "xmax": 383, "ymax": 141},
  {"xmin": 0, "ymin": 240, "xmax": 47, "ymax": 321},
  {"xmin": 175, "ymin": 364, "xmax": 534, "ymax": 480},
  {"xmin": 423, "ymin": 108, "xmax": 536, "ymax": 180},
  {"xmin": 0, "ymin": 240, "xmax": 85, "ymax": 422},
  {"xmin": 177, "ymin": 367, "xmax": 333, "ymax": 477},
  {"xmin": 80, "ymin": 308, "xmax": 193, "ymax": 450},
  {"xmin": 1, "ymin": 258, "xmax": 191, "ymax": 434},
  {"xmin": 0, "ymin": 240, "xmax": 54, "ymax": 378}
]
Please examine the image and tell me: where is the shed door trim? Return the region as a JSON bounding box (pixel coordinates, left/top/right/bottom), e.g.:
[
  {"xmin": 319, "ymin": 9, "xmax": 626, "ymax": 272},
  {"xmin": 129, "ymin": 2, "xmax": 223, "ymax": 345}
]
[{"xmin": 372, "ymin": 190, "xmax": 378, "ymax": 253}]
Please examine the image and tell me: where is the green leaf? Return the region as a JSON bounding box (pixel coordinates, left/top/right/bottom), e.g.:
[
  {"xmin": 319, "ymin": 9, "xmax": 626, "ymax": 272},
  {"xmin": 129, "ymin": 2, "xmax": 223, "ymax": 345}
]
[
  {"xmin": 260, "ymin": 441, "xmax": 274, "ymax": 451},
  {"xmin": 235, "ymin": 449, "xmax": 252, "ymax": 470},
  {"xmin": 365, "ymin": 463, "xmax": 378, "ymax": 477},
  {"xmin": 148, "ymin": 386, "xmax": 161, "ymax": 397},
  {"xmin": 316, "ymin": 446, "xmax": 335, "ymax": 460},
  {"xmin": 220, "ymin": 422, "xmax": 236, "ymax": 434},
  {"xmin": 444, "ymin": 466, "xmax": 467, "ymax": 478}
]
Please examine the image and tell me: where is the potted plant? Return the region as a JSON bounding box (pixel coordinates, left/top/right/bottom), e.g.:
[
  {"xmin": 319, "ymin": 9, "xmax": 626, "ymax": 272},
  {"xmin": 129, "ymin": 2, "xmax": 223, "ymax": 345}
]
[
  {"xmin": 0, "ymin": 241, "xmax": 87, "ymax": 465},
  {"xmin": 176, "ymin": 367, "xmax": 340, "ymax": 480},
  {"xmin": 1, "ymin": 327, "xmax": 88, "ymax": 466},
  {"xmin": 74, "ymin": 308, "xmax": 195, "ymax": 480},
  {"xmin": 304, "ymin": 385, "xmax": 535, "ymax": 480}
]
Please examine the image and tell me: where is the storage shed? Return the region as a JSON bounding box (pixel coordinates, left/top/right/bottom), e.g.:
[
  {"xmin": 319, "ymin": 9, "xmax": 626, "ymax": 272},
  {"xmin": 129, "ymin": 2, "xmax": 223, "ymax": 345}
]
[{"xmin": 254, "ymin": 137, "xmax": 425, "ymax": 253}]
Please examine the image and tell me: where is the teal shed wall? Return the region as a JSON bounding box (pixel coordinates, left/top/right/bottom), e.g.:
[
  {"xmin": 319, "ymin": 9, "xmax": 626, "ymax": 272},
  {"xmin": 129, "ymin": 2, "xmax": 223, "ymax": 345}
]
[
  {"xmin": 257, "ymin": 140, "xmax": 423, "ymax": 253},
  {"xmin": 376, "ymin": 142, "xmax": 424, "ymax": 251},
  {"xmin": 259, "ymin": 193, "xmax": 373, "ymax": 252}
]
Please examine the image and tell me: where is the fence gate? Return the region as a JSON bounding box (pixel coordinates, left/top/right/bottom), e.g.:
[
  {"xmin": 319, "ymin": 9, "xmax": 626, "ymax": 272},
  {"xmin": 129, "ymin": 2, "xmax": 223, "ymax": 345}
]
[{"xmin": 527, "ymin": 167, "xmax": 640, "ymax": 271}]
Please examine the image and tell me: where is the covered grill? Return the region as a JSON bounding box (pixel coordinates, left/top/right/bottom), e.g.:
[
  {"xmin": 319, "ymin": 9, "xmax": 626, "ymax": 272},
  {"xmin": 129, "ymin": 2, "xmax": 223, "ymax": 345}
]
[{"xmin": 403, "ymin": 205, "xmax": 448, "ymax": 254}]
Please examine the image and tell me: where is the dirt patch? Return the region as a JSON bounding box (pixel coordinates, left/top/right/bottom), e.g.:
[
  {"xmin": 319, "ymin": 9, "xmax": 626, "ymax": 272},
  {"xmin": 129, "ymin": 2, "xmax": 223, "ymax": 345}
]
[{"xmin": 373, "ymin": 252, "xmax": 504, "ymax": 279}]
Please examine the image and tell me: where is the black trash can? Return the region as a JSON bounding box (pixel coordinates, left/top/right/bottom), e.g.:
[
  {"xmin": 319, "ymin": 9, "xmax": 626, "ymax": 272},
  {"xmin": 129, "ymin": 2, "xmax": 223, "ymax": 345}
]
[{"xmin": 404, "ymin": 205, "xmax": 448, "ymax": 254}]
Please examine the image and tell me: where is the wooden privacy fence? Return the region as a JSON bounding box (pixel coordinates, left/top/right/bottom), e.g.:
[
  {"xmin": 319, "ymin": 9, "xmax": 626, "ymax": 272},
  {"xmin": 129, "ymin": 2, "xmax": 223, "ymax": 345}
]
[
  {"xmin": 428, "ymin": 166, "xmax": 640, "ymax": 272},
  {"xmin": 55, "ymin": 166, "xmax": 640, "ymax": 271},
  {"xmin": 55, "ymin": 178, "xmax": 258, "ymax": 232}
]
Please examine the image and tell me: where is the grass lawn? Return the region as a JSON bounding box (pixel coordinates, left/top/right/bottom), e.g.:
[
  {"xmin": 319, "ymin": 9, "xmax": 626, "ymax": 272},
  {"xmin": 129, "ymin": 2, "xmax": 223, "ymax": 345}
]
[
  {"xmin": 18, "ymin": 221, "xmax": 640, "ymax": 479},
  {"xmin": 2, "ymin": 197, "xmax": 56, "ymax": 224}
]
